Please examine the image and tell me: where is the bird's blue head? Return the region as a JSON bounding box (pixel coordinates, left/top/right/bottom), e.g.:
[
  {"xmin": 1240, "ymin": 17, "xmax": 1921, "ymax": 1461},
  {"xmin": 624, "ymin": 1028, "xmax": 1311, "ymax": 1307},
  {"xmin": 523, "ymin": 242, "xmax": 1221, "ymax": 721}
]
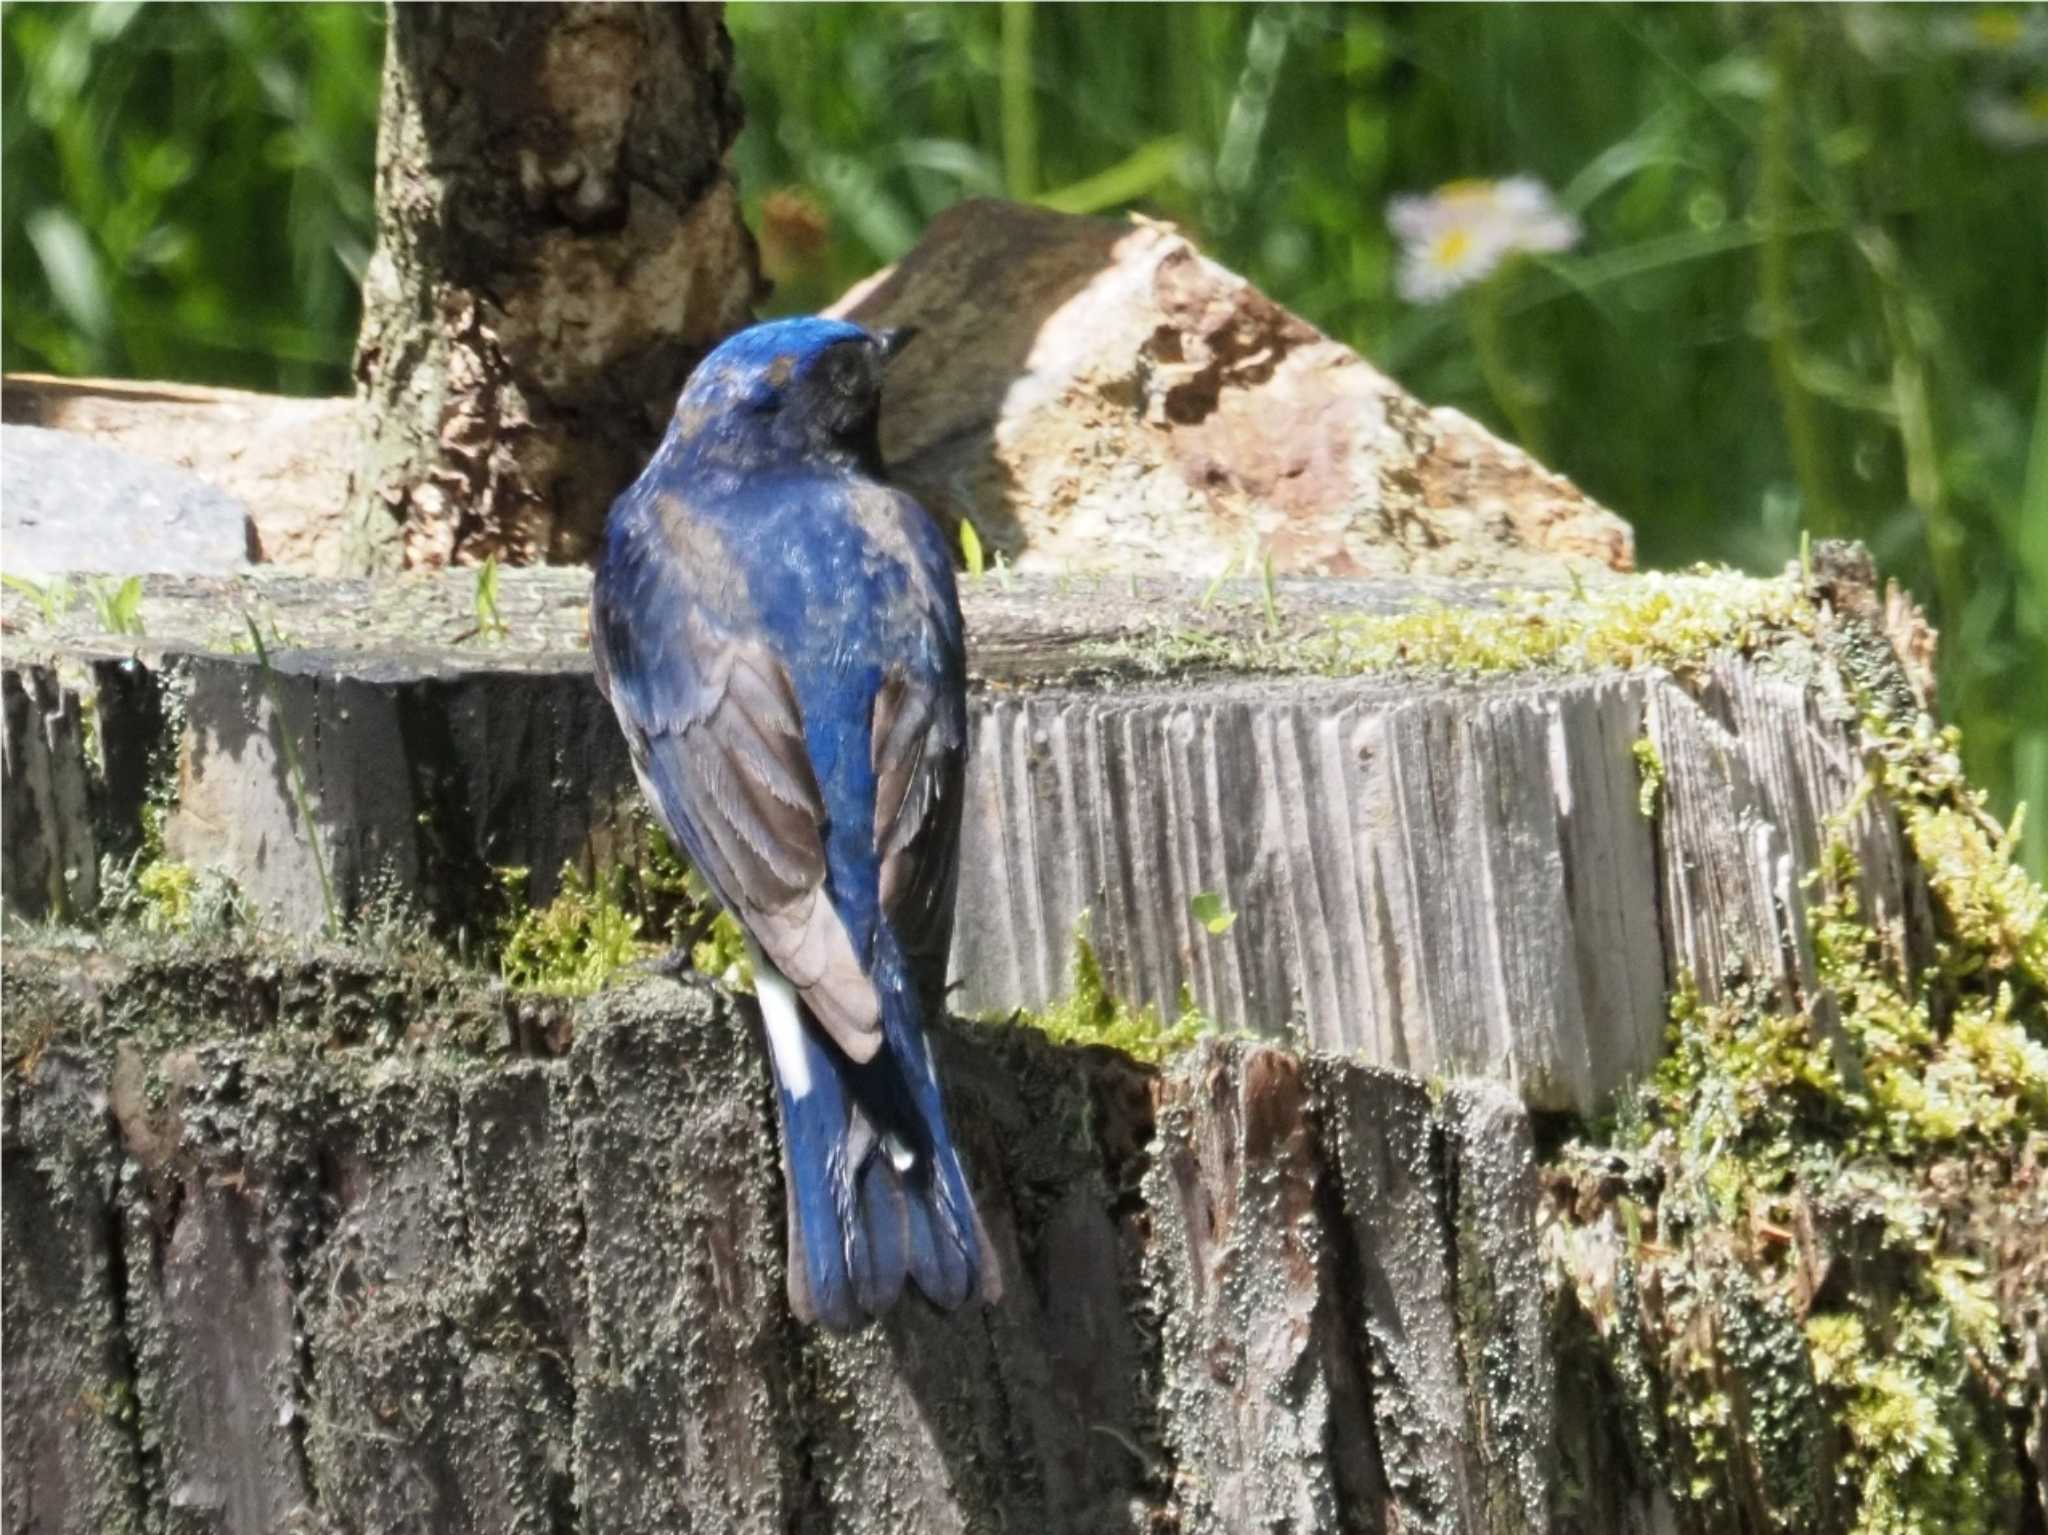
[{"xmin": 668, "ymin": 315, "xmax": 915, "ymax": 475}]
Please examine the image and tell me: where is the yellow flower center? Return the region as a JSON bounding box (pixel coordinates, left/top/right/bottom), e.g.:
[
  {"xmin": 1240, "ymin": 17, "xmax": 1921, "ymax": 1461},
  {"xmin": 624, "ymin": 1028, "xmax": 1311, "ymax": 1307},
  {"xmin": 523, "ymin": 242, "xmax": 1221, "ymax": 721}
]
[{"xmin": 1431, "ymin": 228, "xmax": 1475, "ymax": 269}]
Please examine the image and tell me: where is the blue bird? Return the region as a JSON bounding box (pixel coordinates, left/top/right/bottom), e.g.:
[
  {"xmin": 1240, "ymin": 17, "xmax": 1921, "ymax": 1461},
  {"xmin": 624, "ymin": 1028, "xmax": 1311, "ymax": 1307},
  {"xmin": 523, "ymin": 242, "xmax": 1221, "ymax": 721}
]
[{"xmin": 591, "ymin": 315, "xmax": 998, "ymax": 1330}]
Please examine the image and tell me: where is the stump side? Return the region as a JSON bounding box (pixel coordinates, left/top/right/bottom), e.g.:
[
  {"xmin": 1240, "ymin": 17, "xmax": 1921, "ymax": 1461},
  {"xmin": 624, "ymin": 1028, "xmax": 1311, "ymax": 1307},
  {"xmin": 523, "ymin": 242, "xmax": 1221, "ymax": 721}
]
[
  {"xmin": 0, "ymin": 567, "xmax": 1908, "ymax": 1111},
  {"xmin": 1, "ymin": 941, "xmax": 1556, "ymax": 1535}
]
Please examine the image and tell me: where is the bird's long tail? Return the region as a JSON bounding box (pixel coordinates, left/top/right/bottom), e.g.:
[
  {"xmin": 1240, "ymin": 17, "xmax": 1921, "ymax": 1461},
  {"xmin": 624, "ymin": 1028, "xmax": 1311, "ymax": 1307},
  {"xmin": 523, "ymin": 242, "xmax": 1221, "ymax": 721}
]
[{"xmin": 756, "ymin": 944, "xmax": 997, "ymax": 1331}]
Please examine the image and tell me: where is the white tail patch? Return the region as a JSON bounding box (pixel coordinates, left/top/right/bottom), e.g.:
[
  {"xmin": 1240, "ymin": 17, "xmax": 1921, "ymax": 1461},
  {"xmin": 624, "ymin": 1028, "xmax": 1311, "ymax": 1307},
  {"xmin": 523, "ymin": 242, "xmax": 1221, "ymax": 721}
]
[
  {"xmin": 749, "ymin": 940, "xmax": 813, "ymax": 1098},
  {"xmin": 882, "ymin": 1132, "xmax": 917, "ymax": 1174}
]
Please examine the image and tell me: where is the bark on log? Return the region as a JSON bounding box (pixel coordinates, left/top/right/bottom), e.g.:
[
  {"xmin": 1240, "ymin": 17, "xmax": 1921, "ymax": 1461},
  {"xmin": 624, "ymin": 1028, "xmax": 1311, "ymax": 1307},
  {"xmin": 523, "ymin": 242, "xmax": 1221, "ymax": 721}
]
[
  {"xmin": 344, "ymin": 1, "xmax": 759, "ymax": 573},
  {"xmin": 2, "ymin": 943, "xmax": 1558, "ymax": 1535},
  {"xmin": 0, "ymin": 566, "xmax": 1908, "ymax": 1114}
]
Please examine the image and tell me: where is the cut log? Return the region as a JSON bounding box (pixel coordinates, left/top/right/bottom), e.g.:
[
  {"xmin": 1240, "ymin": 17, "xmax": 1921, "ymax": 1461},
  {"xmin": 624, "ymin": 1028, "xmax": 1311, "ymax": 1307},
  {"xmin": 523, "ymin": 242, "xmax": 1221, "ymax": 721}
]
[
  {"xmin": 2, "ymin": 942, "xmax": 1563, "ymax": 1534},
  {"xmin": 0, "ymin": 563, "xmax": 1907, "ymax": 1113},
  {"xmin": 7, "ymin": 551, "xmax": 2034, "ymax": 1532}
]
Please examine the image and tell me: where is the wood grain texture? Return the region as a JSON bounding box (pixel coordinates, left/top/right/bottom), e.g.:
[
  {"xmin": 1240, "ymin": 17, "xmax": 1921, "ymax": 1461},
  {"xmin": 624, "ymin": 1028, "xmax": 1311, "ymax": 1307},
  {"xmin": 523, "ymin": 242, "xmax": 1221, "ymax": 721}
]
[
  {"xmin": 0, "ymin": 569, "xmax": 1899, "ymax": 1112},
  {"xmin": 2, "ymin": 1051, "xmax": 147, "ymax": 1535},
  {"xmin": 952, "ymin": 660, "xmax": 1894, "ymax": 1110},
  {"xmin": 1, "ymin": 664, "xmax": 99, "ymax": 922}
]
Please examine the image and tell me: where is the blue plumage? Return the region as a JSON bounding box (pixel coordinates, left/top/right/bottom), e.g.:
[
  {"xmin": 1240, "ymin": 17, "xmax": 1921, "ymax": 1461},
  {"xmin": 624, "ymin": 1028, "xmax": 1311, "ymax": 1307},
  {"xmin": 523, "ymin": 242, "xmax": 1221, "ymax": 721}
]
[{"xmin": 591, "ymin": 315, "xmax": 996, "ymax": 1329}]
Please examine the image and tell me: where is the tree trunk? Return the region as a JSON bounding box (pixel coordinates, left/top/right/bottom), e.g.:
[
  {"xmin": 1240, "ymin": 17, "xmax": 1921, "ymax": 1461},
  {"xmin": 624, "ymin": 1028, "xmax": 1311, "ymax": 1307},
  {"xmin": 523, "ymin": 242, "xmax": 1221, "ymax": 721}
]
[{"xmin": 345, "ymin": 1, "xmax": 759, "ymax": 574}]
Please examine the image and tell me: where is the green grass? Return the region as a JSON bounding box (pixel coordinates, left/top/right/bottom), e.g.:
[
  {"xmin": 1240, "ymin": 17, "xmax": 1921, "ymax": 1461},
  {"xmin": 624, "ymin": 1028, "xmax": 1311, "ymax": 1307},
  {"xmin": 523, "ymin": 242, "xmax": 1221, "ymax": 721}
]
[
  {"xmin": 1, "ymin": 2, "xmax": 380, "ymax": 393},
  {"xmin": 3, "ymin": 2, "xmax": 2044, "ymax": 873}
]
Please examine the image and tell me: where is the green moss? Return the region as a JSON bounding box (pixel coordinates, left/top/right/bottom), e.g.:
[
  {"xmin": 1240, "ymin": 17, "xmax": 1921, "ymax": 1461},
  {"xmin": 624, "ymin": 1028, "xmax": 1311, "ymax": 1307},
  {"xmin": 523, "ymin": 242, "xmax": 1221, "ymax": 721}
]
[
  {"xmin": 1107, "ymin": 568, "xmax": 1815, "ymax": 681},
  {"xmin": 1867, "ymin": 718, "xmax": 2048, "ymax": 992},
  {"xmin": 492, "ymin": 831, "xmax": 752, "ymax": 999},
  {"xmin": 496, "ymin": 864, "xmax": 651, "ymax": 996},
  {"xmin": 1800, "ymin": 1292, "xmax": 2018, "ymax": 1535},
  {"xmin": 134, "ymin": 860, "xmax": 196, "ymax": 932},
  {"xmin": 690, "ymin": 908, "xmax": 753, "ymax": 991},
  {"xmin": 1548, "ymin": 698, "xmax": 2047, "ymax": 1533},
  {"xmin": 1632, "ymin": 735, "xmax": 1666, "ymax": 819},
  {"xmin": 997, "ymin": 913, "xmax": 1211, "ymax": 1064},
  {"xmin": 639, "ymin": 828, "xmax": 753, "ymax": 991}
]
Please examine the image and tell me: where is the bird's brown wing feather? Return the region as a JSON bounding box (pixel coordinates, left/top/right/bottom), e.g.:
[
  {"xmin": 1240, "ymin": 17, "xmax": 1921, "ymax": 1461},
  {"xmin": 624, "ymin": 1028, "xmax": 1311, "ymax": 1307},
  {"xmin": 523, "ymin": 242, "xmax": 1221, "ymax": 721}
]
[
  {"xmin": 871, "ymin": 667, "xmax": 966, "ymax": 1023},
  {"xmin": 595, "ymin": 554, "xmax": 884, "ymax": 1063}
]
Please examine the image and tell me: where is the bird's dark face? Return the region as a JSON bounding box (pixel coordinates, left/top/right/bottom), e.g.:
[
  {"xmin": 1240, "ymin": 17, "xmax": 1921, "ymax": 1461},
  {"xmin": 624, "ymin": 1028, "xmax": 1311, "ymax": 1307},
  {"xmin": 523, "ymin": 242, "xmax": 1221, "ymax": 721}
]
[{"xmin": 672, "ymin": 316, "xmax": 914, "ymax": 474}]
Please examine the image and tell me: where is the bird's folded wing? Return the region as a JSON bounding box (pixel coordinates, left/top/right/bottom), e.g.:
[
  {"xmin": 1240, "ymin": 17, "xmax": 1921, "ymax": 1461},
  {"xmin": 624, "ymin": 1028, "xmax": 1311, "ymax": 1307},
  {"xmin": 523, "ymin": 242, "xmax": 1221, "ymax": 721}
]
[
  {"xmin": 596, "ymin": 568, "xmax": 883, "ymax": 1063},
  {"xmin": 871, "ymin": 666, "xmax": 967, "ymax": 1017}
]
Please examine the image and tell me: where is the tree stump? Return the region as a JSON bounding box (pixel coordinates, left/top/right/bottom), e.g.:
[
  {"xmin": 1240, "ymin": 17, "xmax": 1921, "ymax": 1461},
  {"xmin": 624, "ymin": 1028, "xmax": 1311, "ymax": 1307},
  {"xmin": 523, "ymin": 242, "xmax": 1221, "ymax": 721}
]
[
  {"xmin": 4, "ymin": 941, "xmax": 1561, "ymax": 1535},
  {"xmin": 0, "ymin": 564, "xmax": 1905, "ymax": 1111},
  {"xmin": 5, "ymin": 559, "xmax": 2041, "ymax": 1533}
]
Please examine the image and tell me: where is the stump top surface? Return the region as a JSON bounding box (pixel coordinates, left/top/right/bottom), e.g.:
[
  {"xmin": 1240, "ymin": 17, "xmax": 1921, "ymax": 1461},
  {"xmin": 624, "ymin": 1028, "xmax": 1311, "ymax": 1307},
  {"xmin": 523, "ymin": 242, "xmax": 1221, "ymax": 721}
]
[{"xmin": 1, "ymin": 564, "xmax": 1815, "ymax": 693}]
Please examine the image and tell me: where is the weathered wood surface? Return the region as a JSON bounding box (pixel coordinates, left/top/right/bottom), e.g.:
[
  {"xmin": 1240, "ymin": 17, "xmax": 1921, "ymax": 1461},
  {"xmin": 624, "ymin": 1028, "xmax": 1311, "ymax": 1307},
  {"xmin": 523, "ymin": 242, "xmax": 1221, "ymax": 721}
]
[
  {"xmin": 0, "ymin": 566, "xmax": 1907, "ymax": 1113},
  {"xmin": 3, "ymin": 944, "xmax": 1555, "ymax": 1535}
]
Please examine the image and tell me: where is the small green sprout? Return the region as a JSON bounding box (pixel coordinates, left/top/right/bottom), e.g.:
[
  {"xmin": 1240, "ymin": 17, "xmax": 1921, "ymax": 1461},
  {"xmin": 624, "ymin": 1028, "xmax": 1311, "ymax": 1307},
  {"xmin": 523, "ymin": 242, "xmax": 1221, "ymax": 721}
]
[
  {"xmin": 958, "ymin": 517, "xmax": 986, "ymax": 577},
  {"xmin": 1199, "ymin": 548, "xmax": 1244, "ymax": 610},
  {"xmin": 472, "ymin": 556, "xmax": 509, "ymax": 642},
  {"xmin": 89, "ymin": 576, "xmax": 146, "ymax": 637},
  {"xmin": 2, "ymin": 571, "xmax": 76, "ymax": 624}
]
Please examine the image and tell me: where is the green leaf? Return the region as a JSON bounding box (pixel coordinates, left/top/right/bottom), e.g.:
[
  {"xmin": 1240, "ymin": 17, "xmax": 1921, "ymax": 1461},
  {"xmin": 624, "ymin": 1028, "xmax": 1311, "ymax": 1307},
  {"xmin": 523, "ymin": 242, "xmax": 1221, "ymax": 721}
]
[
  {"xmin": 474, "ymin": 556, "xmax": 507, "ymax": 639},
  {"xmin": 1190, "ymin": 890, "xmax": 1237, "ymax": 935},
  {"xmin": 1036, "ymin": 135, "xmax": 1192, "ymax": 215},
  {"xmin": 959, "ymin": 517, "xmax": 985, "ymax": 577},
  {"xmin": 89, "ymin": 575, "xmax": 145, "ymax": 636},
  {"xmin": 3, "ymin": 571, "xmax": 72, "ymax": 624},
  {"xmin": 25, "ymin": 207, "xmax": 110, "ymax": 339}
]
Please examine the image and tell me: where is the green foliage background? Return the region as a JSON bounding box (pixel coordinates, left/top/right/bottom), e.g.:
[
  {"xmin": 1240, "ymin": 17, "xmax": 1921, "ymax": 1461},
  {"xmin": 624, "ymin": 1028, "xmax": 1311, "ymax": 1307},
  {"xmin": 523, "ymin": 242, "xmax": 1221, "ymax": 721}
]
[{"xmin": 3, "ymin": 2, "xmax": 2045, "ymax": 873}]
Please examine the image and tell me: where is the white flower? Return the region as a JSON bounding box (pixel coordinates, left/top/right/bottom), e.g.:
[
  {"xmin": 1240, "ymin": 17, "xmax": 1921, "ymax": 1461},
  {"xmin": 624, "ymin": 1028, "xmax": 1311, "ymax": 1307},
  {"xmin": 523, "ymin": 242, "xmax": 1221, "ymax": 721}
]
[
  {"xmin": 1387, "ymin": 176, "xmax": 1582, "ymax": 305},
  {"xmin": 1968, "ymin": 83, "xmax": 2048, "ymax": 147}
]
